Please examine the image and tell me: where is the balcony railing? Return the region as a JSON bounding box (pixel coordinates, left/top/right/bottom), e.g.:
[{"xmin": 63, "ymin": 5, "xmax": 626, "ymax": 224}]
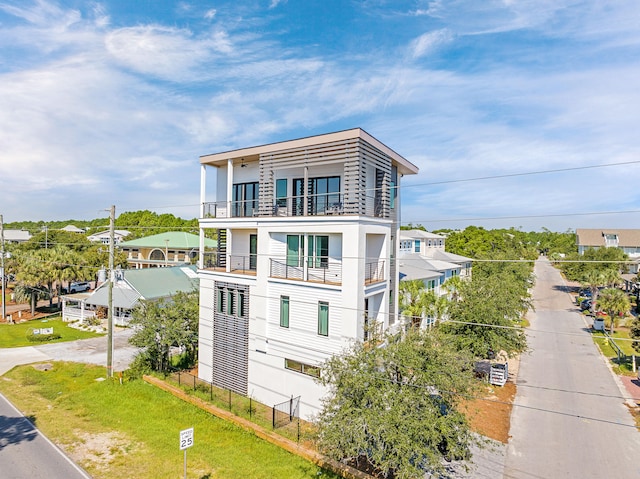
[
  {"xmin": 202, "ymin": 252, "xmax": 256, "ymax": 275},
  {"xmin": 202, "ymin": 191, "xmax": 388, "ymax": 219},
  {"xmin": 270, "ymin": 258, "xmax": 342, "ymax": 285},
  {"xmin": 365, "ymin": 260, "xmax": 385, "ymax": 284}
]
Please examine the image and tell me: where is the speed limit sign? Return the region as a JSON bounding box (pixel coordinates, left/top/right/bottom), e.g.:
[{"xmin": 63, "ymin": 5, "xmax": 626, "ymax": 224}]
[{"xmin": 179, "ymin": 427, "xmax": 194, "ymax": 450}]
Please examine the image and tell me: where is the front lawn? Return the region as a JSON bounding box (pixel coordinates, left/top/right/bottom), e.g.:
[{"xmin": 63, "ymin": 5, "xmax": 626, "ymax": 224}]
[
  {"xmin": 0, "ymin": 317, "xmax": 102, "ymax": 348},
  {"xmin": 0, "ymin": 362, "xmax": 336, "ymax": 479}
]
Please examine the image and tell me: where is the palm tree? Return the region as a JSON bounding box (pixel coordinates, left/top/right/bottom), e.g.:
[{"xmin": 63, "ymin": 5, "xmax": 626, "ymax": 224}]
[
  {"xmin": 399, "ymin": 279, "xmax": 430, "ymax": 328},
  {"xmin": 442, "ymin": 275, "xmax": 463, "ymax": 302},
  {"xmin": 582, "ymin": 270, "xmax": 606, "ymax": 314},
  {"xmin": 597, "ymin": 288, "xmax": 631, "ymax": 334}
]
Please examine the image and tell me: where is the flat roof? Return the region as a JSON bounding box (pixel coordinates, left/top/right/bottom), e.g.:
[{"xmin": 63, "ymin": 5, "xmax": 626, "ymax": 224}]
[{"xmin": 200, "ymin": 128, "xmax": 419, "ymax": 175}]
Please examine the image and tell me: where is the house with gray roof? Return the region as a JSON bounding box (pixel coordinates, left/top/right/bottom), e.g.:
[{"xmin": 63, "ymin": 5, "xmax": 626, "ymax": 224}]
[
  {"xmin": 576, "ymin": 228, "xmax": 640, "ymax": 273},
  {"xmin": 61, "ymin": 265, "xmax": 198, "ymax": 326},
  {"xmin": 119, "ymin": 231, "xmax": 217, "ymax": 269},
  {"xmin": 398, "ymin": 229, "xmax": 473, "ymax": 329},
  {"xmin": 3, "ymin": 229, "xmax": 32, "ymax": 244}
]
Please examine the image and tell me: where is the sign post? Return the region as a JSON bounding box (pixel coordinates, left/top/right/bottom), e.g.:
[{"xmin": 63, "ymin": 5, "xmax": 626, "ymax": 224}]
[{"xmin": 179, "ymin": 427, "xmax": 194, "ymax": 479}]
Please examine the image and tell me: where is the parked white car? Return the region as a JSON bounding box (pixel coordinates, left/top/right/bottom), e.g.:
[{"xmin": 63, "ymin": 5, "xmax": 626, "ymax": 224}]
[
  {"xmin": 68, "ymin": 281, "xmax": 91, "ymax": 293},
  {"xmin": 592, "ymin": 317, "xmax": 605, "ymax": 331}
]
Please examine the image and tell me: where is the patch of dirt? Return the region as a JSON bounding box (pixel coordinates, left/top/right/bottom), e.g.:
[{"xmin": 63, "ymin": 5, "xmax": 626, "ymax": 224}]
[
  {"xmin": 460, "ymin": 381, "xmax": 517, "ymax": 444},
  {"xmin": 63, "ymin": 431, "xmax": 141, "ymax": 472}
]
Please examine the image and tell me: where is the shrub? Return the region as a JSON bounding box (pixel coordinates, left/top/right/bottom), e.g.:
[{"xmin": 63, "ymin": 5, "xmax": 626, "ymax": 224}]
[{"xmin": 27, "ymin": 333, "xmax": 62, "ymax": 342}]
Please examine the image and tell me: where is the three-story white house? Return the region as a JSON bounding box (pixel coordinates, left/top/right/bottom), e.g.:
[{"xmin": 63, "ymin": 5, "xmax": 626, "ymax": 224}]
[{"xmin": 197, "ymin": 128, "xmax": 418, "ymax": 419}]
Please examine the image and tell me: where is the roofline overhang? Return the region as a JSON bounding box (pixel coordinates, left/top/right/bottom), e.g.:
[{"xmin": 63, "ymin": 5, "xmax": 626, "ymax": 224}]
[{"xmin": 199, "ymin": 128, "xmax": 419, "ymax": 176}]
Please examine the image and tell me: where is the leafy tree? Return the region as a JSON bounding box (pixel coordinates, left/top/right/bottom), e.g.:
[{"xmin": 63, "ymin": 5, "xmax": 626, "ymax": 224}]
[
  {"xmin": 557, "ymin": 247, "xmax": 627, "ymax": 284},
  {"xmin": 128, "ymin": 290, "xmax": 199, "ymax": 373},
  {"xmin": 441, "ymin": 270, "xmax": 529, "ymax": 358},
  {"xmin": 630, "ymin": 317, "xmax": 640, "ymax": 354},
  {"xmin": 597, "ymin": 288, "xmax": 630, "ymax": 334},
  {"xmin": 316, "ymin": 328, "xmax": 478, "ymax": 478}
]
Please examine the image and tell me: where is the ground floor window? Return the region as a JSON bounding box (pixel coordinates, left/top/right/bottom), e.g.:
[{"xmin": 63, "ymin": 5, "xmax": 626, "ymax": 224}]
[{"xmin": 285, "ymin": 358, "xmax": 321, "ymax": 378}]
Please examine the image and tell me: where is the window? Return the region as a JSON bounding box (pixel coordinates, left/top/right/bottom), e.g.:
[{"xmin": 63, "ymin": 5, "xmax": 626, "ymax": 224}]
[
  {"xmin": 426, "ymin": 279, "xmax": 436, "ymax": 290},
  {"xmin": 280, "ymin": 296, "xmax": 290, "ymax": 328},
  {"xmin": 286, "ymin": 235, "xmax": 304, "ymax": 267},
  {"xmin": 285, "ymin": 358, "xmax": 321, "ymax": 378},
  {"xmin": 414, "ymin": 240, "xmax": 421, "ymax": 253},
  {"xmin": 293, "ymin": 176, "xmax": 341, "ymax": 215},
  {"xmin": 308, "ymin": 235, "xmax": 329, "ymax": 268},
  {"xmin": 232, "ymin": 182, "xmax": 259, "ymax": 217},
  {"xmin": 249, "ymin": 234, "xmax": 257, "ymax": 270},
  {"xmin": 215, "ymin": 283, "xmax": 249, "ymax": 318},
  {"xmin": 227, "ymin": 291, "xmax": 235, "ymax": 316},
  {"xmin": 216, "ymin": 288, "xmax": 224, "ymax": 313},
  {"xmin": 318, "ymin": 301, "xmax": 329, "ymax": 336},
  {"xmin": 276, "ymin": 179, "xmax": 287, "ymax": 208},
  {"xmin": 238, "ymin": 291, "xmax": 245, "ymax": 317}
]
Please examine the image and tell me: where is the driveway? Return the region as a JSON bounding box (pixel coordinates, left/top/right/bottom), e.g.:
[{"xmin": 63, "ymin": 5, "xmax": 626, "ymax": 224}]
[
  {"xmin": 0, "ymin": 328, "xmax": 138, "ymax": 376},
  {"xmin": 504, "ymin": 257, "xmax": 640, "ymax": 478}
]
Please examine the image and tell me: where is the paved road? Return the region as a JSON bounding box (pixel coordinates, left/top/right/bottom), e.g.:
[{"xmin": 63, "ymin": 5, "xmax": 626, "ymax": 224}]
[
  {"xmin": 0, "ymin": 392, "xmax": 91, "ymax": 479},
  {"xmin": 0, "ymin": 328, "xmax": 138, "ymax": 376},
  {"xmin": 504, "ymin": 258, "xmax": 640, "ymax": 478}
]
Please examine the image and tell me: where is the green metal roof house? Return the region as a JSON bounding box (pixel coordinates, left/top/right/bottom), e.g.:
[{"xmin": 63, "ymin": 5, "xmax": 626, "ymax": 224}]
[
  {"xmin": 61, "ymin": 265, "xmax": 199, "ymax": 326},
  {"xmin": 119, "ymin": 232, "xmax": 216, "ymax": 269}
]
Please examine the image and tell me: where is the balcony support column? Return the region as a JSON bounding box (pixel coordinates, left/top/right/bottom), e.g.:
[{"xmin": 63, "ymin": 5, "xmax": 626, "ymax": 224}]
[{"xmin": 227, "ymin": 158, "xmax": 234, "ymax": 218}]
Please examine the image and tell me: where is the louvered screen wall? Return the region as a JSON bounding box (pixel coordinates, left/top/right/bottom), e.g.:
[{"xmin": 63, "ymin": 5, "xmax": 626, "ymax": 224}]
[
  {"xmin": 257, "ymin": 138, "xmax": 392, "ymax": 218},
  {"xmin": 212, "ymin": 281, "xmax": 249, "ymax": 396}
]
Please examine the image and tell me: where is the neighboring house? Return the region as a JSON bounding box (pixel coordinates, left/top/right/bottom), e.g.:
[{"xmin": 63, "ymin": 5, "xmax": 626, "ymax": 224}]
[
  {"xmin": 119, "ymin": 232, "xmax": 217, "ymax": 269},
  {"xmin": 61, "ymin": 224, "xmax": 86, "ymax": 233},
  {"xmin": 3, "ymin": 229, "xmax": 32, "ymax": 244},
  {"xmin": 576, "ymin": 228, "xmax": 640, "ymax": 273},
  {"xmin": 61, "ymin": 265, "xmax": 198, "ymax": 326},
  {"xmin": 398, "ymin": 229, "xmax": 473, "ymax": 328},
  {"xmin": 87, "ymin": 229, "xmax": 131, "ymax": 245},
  {"xmin": 196, "ymin": 128, "xmax": 419, "ymax": 419}
]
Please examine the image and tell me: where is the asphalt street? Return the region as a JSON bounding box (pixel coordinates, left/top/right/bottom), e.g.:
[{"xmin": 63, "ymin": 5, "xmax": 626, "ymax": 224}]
[
  {"xmin": 0, "ymin": 392, "xmax": 92, "ymax": 479},
  {"xmin": 504, "ymin": 257, "xmax": 640, "ymax": 478}
]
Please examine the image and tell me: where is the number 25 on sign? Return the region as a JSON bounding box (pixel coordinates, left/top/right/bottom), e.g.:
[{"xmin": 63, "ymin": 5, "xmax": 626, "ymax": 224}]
[{"xmin": 180, "ymin": 427, "xmax": 194, "ymax": 450}]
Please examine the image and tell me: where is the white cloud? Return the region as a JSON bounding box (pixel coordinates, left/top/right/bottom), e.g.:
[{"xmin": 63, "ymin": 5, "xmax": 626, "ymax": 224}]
[
  {"xmin": 410, "ymin": 29, "xmax": 453, "ymax": 58},
  {"xmin": 104, "ymin": 25, "xmax": 233, "ymax": 80}
]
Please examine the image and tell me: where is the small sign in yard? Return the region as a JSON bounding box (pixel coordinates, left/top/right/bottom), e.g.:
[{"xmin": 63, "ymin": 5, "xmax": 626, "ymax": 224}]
[{"xmin": 32, "ymin": 328, "xmax": 54, "ymax": 335}]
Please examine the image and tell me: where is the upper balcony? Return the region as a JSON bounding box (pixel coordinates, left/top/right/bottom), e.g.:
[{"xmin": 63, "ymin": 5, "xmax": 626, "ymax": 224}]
[{"xmin": 203, "ymin": 191, "xmax": 386, "ymax": 219}]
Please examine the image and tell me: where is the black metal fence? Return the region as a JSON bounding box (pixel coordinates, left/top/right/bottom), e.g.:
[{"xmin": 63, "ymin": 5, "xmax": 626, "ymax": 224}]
[{"xmin": 168, "ymin": 370, "xmax": 304, "ymax": 443}]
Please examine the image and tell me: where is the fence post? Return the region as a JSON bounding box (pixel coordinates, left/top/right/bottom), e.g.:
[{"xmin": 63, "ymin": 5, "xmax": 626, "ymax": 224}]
[
  {"xmin": 178, "ymin": 371, "xmax": 181, "ymax": 386},
  {"xmin": 272, "ymin": 407, "xmax": 276, "ymax": 429},
  {"xmin": 193, "ymin": 374, "xmax": 196, "ymax": 391},
  {"xmin": 250, "ymin": 397, "xmax": 252, "ymax": 420},
  {"xmin": 289, "ymin": 395, "xmax": 293, "ymax": 421},
  {"xmin": 228, "ymin": 389, "xmax": 232, "ymax": 410}
]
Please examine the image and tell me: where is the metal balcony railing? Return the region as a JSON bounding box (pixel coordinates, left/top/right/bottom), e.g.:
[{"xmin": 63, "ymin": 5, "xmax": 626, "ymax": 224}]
[
  {"xmin": 365, "ymin": 260, "xmax": 385, "ymax": 284},
  {"xmin": 202, "ymin": 190, "xmax": 390, "ymax": 219},
  {"xmin": 269, "ymin": 258, "xmax": 342, "ymax": 285}
]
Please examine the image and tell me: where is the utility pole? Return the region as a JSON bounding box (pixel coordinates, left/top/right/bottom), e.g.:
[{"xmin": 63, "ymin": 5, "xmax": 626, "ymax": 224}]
[
  {"xmin": 107, "ymin": 205, "xmax": 115, "ymax": 378},
  {"xmin": 1, "ymin": 214, "xmax": 5, "ymax": 320}
]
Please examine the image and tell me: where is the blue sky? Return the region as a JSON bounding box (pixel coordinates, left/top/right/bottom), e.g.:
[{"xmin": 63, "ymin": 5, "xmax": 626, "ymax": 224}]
[{"xmin": 1, "ymin": 0, "xmax": 639, "ymax": 231}]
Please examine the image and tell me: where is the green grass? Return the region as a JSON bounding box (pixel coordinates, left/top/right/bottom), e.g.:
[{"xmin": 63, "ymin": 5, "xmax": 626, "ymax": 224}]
[
  {"xmin": 0, "ymin": 317, "xmax": 103, "ymax": 348},
  {"xmin": 592, "ymin": 329, "xmax": 638, "ymax": 375},
  {"xmin": 0, "ymin": 362, "xmax": 338, "ymax": 479}
]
